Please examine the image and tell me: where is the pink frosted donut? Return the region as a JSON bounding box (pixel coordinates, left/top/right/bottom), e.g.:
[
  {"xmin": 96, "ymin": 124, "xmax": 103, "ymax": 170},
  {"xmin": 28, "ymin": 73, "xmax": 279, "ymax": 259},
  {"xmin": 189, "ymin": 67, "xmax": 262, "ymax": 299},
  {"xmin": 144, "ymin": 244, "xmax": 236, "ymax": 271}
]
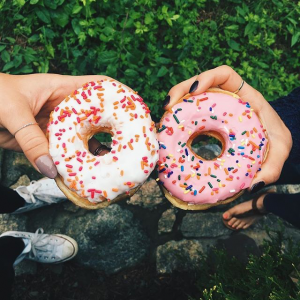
[{"xmin": 158, "ymin": 88, "xmax": 268, "ymax": 210}]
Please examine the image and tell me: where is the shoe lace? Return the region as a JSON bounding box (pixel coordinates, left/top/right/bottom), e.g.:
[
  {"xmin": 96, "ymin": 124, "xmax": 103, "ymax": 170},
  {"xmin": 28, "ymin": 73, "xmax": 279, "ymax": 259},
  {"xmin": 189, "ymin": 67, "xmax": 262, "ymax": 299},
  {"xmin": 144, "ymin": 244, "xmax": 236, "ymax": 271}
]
[
  {"xmin": 27, "ymin": 181, "xmax": 42, "ymax": 203},
  {"xmin": 16, "ymin": 180, "xmax": 59, "ymax": 205},
  {"xmin": 30, "ymin": 228, "xmax": 64, "ymax": 259}
]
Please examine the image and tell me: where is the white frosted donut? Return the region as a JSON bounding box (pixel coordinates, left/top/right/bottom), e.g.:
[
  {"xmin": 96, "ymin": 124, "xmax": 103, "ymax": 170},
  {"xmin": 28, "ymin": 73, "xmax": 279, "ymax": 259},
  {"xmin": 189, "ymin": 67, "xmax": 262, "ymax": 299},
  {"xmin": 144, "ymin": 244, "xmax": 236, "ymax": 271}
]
[{"xmin": 47, "ymin": 78, "xmax": 159, "ymax": 208}]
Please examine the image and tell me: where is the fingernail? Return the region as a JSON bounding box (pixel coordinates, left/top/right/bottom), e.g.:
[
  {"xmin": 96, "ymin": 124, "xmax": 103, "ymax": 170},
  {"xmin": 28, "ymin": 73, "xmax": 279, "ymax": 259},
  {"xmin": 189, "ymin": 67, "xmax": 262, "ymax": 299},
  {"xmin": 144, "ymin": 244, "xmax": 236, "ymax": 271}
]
[
  {"xmin": 189, "ymin": 80, "xmax": 199, "ymax": 93},
  {"xmin": 35, "ymin": 155, "xmax": 57, "ymax": 179},
  {"xmin": 163, "ymin": 95, "xmax": 170, "ymax": 107},
  {"xmin": 250, "ymin": 181, "xmax": 265, "ymax": 194}
]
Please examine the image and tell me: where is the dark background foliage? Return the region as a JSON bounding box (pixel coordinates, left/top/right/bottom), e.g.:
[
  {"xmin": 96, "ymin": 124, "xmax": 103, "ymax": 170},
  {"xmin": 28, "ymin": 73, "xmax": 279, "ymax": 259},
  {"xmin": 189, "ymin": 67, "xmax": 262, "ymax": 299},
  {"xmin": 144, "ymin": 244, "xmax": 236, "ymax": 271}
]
[{"xmin": 0, "ymin": 0, "xmax": 299, "ymax": 118}]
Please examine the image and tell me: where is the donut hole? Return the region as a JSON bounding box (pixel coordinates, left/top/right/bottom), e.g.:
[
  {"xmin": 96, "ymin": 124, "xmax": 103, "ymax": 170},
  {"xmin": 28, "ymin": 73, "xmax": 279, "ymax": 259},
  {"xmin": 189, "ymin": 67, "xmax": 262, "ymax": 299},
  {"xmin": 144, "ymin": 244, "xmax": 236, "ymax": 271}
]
[
  {"xmin": 88, "ymin": 131, "xmax": 112, "ymax": 156},
  {"xmin": 93, "ymin": 132, "xmax": 113, "ymax": 144},
  {"xmin": 189, "ymin": 132, "xmax": 223, "ymax": 160}
]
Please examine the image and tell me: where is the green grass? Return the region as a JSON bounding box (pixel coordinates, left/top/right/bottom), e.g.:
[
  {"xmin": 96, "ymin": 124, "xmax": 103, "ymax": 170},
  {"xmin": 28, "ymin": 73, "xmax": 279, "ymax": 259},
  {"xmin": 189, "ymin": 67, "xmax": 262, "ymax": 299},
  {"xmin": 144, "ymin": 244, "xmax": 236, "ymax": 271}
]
[{"xmin": 0, "ymin": 0, "xmax": 299, "ymax": 120}]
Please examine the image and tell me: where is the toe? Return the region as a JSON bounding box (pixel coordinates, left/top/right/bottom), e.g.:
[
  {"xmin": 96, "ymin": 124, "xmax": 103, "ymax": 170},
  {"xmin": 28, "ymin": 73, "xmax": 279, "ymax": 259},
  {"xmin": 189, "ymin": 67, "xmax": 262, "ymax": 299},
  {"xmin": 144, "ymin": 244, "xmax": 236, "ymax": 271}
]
[
  {"xmin": 231, "ymin": 219, "xmax": 241, "ymax": 228},
  {"xmin": 223, "ymin": 200, "xmax": 254, "ymax": 221},
  {"xmin": 228, "ymin": 217, "xmax": 237, "ymax": 226},
  {"xmin": 243, "ymin": 223, "xmax": 250, "ymax": 229},
  {"xmin": 236, "ymin": 221, "xmax": 245, "ymax": 230},
  {"xmin": 223, "ymin": 206, "xmax": 239, "ymax": 220}
]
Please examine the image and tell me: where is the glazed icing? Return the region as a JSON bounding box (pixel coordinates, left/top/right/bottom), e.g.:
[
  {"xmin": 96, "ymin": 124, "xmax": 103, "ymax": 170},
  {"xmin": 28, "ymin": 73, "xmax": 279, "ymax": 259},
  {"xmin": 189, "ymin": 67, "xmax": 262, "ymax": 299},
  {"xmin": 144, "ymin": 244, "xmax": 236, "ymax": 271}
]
[
  {"xmin": 158, "ymin": 90, "xmax": 267, "ymax": 205},
  {"xmin": 48, "ymin": 79, "xmax": 159, "ymax": 203}
]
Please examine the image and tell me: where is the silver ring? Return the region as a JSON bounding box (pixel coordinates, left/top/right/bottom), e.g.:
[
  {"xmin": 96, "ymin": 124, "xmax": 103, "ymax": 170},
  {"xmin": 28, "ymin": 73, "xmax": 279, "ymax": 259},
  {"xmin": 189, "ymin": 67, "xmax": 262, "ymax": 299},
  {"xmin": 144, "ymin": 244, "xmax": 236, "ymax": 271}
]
[
  {"xmin": 233, "ymin": 80, "xmax": 245, "ymax": 94},
  {"xmin": 13, "ymin": 122, "xmax": 38, "ymax": 137},
  {"xmin": 93, "ymin": 144, "xmax": 111, "ymax": 156}
]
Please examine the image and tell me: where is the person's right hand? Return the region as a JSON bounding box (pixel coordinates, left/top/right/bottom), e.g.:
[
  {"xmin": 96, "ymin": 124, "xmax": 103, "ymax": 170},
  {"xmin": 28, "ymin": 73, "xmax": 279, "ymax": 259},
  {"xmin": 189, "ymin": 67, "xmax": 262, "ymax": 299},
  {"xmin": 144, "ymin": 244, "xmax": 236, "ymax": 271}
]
[
  {"xmin": 163, "ymin": 65, "xmax": 292, "ymax": 193},
  {"xmin": 0, "ymin": 73, "xmax": 115, "ymax": 178}
]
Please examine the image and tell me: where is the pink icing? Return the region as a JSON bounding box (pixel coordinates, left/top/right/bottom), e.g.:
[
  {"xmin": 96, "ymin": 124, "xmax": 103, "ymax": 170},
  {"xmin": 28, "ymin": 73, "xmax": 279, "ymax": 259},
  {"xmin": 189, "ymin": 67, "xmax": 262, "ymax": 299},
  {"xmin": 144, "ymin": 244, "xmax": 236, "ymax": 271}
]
[{"xmin": 158, "ymin": 91, "xmax": 267, "ymax": 205}]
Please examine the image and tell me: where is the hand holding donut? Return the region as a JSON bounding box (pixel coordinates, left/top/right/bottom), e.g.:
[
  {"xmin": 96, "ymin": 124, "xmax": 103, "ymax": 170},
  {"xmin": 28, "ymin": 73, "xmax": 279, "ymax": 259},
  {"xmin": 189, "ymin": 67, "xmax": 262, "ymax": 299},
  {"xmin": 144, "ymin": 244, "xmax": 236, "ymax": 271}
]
[
  {"xmin": 0, "ymin": 73, "xmax": 111, "ymax": 178},
  {"xmin": 163, "ymin": 65, "xmax": 292, "ymax": 192}
]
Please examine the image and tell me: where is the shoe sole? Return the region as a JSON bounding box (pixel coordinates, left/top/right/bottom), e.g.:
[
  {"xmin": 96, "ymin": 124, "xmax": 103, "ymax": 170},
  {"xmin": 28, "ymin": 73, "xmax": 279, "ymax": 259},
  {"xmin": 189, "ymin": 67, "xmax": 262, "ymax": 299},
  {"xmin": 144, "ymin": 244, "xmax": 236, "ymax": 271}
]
[{"xmin": 51, "ymin": 234, "xmax": 78, "ymax": 263}]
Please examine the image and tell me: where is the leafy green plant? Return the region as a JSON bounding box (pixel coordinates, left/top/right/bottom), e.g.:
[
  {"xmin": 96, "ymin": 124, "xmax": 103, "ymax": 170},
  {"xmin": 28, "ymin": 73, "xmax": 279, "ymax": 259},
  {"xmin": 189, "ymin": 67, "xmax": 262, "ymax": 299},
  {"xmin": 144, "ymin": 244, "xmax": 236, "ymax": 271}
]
[
  {"xmin": 193, "ymin": 226, "xmax": 300, "ymax": 300},
  {"xmin": 0, "ymin": 0, "xmax": 299, "ymax": 120}
]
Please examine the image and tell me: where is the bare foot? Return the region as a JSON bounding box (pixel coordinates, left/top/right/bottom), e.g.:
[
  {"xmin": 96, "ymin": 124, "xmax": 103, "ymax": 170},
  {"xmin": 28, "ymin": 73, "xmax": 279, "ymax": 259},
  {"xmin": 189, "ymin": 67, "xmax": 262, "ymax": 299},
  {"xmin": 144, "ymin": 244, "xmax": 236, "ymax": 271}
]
[{"xmin": 223, "ymin": 193, "xmax": 267, "ymax": 230}]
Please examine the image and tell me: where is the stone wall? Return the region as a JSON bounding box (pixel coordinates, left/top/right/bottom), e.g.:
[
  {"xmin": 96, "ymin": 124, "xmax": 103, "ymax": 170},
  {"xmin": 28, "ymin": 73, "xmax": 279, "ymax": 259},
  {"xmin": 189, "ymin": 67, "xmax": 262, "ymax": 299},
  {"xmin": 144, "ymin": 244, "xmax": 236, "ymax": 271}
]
[{"xmin": 0, "ymin": 149, "xmax": 300, "ymax": 277}]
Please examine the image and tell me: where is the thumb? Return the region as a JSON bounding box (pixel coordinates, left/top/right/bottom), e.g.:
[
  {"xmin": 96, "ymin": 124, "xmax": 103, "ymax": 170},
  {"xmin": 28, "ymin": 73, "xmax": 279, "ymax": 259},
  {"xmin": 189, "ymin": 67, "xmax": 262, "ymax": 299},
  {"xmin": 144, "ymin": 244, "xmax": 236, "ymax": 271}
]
[
  {"xmin": 248, "ymin": 139, "xmax": 288, "ymax": 194},
  {"xmin": 7, "ymin": 108, "xmax": 57, "ymax": 179}
]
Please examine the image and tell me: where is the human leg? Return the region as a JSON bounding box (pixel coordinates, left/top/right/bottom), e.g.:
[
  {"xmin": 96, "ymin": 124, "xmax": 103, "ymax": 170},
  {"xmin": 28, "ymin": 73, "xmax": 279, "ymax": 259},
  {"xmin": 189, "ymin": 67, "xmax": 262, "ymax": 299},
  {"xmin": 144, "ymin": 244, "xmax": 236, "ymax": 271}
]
[
  {"xmin": 0, "ymin": 178, "xmax": 67, "ymax": 214},
  {"xmin": 263, "ymin": 193, "xmax": 300, "ymax": 228},
  {"xmin": 272, "ymin": 161, "xmax": 300, "ymax": 185},
  {"xmin": 223, "ymin": 193, "xmax": 267, "ymax": 230},
  {"xmin": 223, "ymin": 191, "xmax": 300, "ymax": 230},
  {"xmin": 0, "ymin": 228, "xmax": 78, "ymax": 299},
  {"xmin": 0, "ymin": 184, "xmax": 25, "ymax": 213},
  {"xmin": 0, "ymin": 236, "xmax": 25, "ymax": 300}
]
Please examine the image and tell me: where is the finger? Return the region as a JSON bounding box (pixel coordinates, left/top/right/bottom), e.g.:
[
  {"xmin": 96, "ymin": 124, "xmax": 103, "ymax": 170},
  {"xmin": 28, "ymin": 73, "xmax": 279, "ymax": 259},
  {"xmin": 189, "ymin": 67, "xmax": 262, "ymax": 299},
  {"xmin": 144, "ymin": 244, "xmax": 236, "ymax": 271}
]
[
  {"xmin": 164, "ymin": 75, "xmax": 198, "ymax": 110},
  {"xmin": 248, "ymin": 138, "xmax": 290, "ymax": 193},
  {"xmin": 0, "ymin": 130, "xmax": 22, "ymax": 151},
  {"xmin": 191, "ymin": 66, "xmax": 267, "ymax": 113},
  {"xmin": 4, "ymin": 106, "xmax": 57, "ymax": 179},
  {"xmin": 47, "ymin": 74, "xmax": 126, "ymax": 103},
  {"xmin": 88, "ymin": 137, "xmax": 111, "ymax": 156},
  {"xmin": 189, "ymin": 65, "xmax": 244, "ymax": 96},
  {"xmin": 164, "ymin": 65, "xmax": 291, "ymax": 190},
  {"xmin": 166, "ymin": 66, "xmax": 265, "ymax": 112}
]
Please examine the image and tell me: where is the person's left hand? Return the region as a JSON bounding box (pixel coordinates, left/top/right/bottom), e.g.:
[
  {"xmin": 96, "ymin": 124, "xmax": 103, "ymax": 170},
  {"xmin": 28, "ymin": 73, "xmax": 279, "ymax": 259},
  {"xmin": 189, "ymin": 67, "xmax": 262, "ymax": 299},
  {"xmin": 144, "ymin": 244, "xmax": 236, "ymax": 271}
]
[{"xmin": 0, "ymin": 73, "xmax": 112, "ymax": 178}]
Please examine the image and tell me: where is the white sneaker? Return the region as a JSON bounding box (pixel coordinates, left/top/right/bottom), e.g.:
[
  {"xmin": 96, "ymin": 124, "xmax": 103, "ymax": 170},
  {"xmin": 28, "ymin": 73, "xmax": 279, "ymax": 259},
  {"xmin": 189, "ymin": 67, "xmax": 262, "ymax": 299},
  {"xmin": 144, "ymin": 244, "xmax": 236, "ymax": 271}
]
[
  {"xmin": 12, "ymin": 178, "xmax": 67, "ymax": 214},
  {"xmin": 0, "ymin": 228, "xmax": 78, "ymax": 266}
]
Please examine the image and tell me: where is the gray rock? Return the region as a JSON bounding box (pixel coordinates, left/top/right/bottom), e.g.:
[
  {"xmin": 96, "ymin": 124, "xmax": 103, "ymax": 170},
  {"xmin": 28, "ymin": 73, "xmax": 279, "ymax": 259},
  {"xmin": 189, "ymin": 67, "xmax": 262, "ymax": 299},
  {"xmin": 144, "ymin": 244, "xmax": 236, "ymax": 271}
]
[
  {"xmin": 26, "ymin": 204, "xmax": 150, "ymax": 274},
  {"xmin": 47, "ymin": 263, "xmax": 63, "ymax": 274},
  {"xmin": 127, "ymin": 178, "xmax": 165, "ymax": 209},
  {"xmin": 0, "ymin": 214, "xmax": 27, "ymax": 234},
  {"xmin": 180, "ymin": 212, "xmax": 230, "ymax": 238},
  {"xmin": 192, "ymin": 144, "xmax": 222, "ymax": 160},
  {"xmin": 283, "ymin": 227, "xmax": 300, "ymax": 245},
  {"xmin": 2, "ymin": 151, "xmax": 41, "ymax": 186},
  {"xmin": 156, "ymin": 239, "xmax": 206, "ymax": 273},
  {"xmin": 1, "ymin": 146, "xmax": 299, "ymax": 280},
  {"xmin": 62, "ymin": 201, "xmax": 81, "ymax": 213},
  {"xmin": 242, "ymin": 228, "xmax": 270, "ymax": 247},
  {"xmin": 275, "ymin": 184, "xmax": 300, "ymax": 194},
  {"xmin": 15, "ymin": 261, "xmax": 37, "ymax": 276},
  {"xmin": 215, "ymin": 233, "xmax": 262, "ymax": 264},
  {"xmin": 0, "ymin": 214, "xmax": 31, "ymax": 276},
  {"xmin": 158, "ymin": 208, "xmax": 177, "ymax": 234},
  {"xmin": 10, "ymin": 175, "xmax": 31, "ymax": 189}
]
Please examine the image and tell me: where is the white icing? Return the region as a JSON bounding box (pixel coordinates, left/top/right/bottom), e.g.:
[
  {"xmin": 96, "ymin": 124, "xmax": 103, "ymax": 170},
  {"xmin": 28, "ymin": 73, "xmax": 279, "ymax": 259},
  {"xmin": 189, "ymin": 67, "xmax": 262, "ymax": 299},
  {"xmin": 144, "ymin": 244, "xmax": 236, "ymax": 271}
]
[{"xmin": 48, "ymin": 79, "xmax": 159, "ymax": 203}]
